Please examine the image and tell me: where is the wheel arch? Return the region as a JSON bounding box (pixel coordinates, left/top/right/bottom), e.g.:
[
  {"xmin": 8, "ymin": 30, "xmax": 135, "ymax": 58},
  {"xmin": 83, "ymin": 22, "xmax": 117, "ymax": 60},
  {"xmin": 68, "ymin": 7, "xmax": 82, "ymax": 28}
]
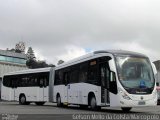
[
  {"xmin": 19, "ymin": 93, "xmax": 26, "ymax": 100},
  {"xmin": 88, "ymin": 92, "xmax": 96, "ymax": 105},
  {"xmin": 56, "ymin": 93, "xmax": 60, "ymax": 100}
]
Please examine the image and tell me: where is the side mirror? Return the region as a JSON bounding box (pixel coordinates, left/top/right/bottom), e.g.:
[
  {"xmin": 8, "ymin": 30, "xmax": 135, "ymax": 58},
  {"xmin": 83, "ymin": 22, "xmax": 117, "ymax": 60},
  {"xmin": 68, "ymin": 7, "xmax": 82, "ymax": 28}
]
[
  {"xmin": 109, "ymin": 59, "xmax": 116, "ymax": 72},
  {"xmin": 156, "ymin": 82, "xmax": 159, "ymax": 86},
  {"xmin": 110, "ymin": 71, "xmax": 116, "ymax": 82}
]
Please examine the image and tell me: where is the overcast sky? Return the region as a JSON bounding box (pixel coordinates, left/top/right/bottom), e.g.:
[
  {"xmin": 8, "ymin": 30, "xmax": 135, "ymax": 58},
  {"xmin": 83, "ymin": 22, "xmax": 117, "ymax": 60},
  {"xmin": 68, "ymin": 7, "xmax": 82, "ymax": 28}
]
[{"xmin": 0, "ymin": 0, "xmax": 160, "ymax": 64}]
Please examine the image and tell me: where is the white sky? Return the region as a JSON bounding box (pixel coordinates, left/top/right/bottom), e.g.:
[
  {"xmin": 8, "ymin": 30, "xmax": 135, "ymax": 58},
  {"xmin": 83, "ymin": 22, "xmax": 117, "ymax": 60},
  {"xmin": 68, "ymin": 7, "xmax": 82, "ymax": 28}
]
[{"xmin": 0, "ymin": 0, "xmax": 160, "ymax": 65}]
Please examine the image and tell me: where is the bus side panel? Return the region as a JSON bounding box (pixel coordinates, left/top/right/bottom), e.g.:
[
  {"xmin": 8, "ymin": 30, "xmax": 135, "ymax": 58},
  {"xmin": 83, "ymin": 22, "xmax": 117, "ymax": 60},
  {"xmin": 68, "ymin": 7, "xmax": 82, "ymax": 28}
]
[
  {"xmin": 68, "ymin": 83, "xmax": 101, "ymax": 105},
  {"xmin": 14, "ymin": 87, "xmax": 49, "ymax": 102},
  {"xmin": 1, "ymin": 86, "xmax": 13, "ymax": 101},
  {"xmin": 15, "ymin": 87, "xmax": 40, "ymax": 102},
  {"xmin": 53, "ymin": 83, "xmax": 101, "ymax": 106},
  {"xmin": 54, "ymin": 85, "xmax": 65, "ymax": 102},
  {"xmin": 109, "ymin": 93, "xmax": 120, "ymax": 107}
]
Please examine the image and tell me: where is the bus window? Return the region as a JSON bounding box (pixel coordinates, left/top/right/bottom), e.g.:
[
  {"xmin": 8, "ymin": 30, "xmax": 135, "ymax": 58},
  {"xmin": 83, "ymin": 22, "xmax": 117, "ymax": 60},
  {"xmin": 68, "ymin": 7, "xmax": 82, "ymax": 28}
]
[
  {"xmin": 88, "ymin": 60, "xmax": 98, "ymax": 85},
  {"xmin": 79, "ymin": 62, "xmax": 88, "ymax": 83},
  {"xmin": 55, "ymin": 70, "xmax": 63, "ymax": 85},
  {"xmin": 38, "ymin": 72, "xmax": 49, "ymax": 87},
  {"xmin": 64, "ymin": 72, "xmax": 69, "ymax": 86},
  {"xmin": 3, "ymin": 76, "xmax": 11, "ymax": 87},
  {"xmin": 70, "ymin": 65, "xmax": 79, "ymax": 84}
]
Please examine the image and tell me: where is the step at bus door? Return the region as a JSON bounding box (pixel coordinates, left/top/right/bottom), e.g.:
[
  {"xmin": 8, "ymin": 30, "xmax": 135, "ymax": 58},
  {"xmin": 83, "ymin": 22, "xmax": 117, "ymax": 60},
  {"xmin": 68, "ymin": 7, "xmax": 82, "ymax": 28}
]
[{"xmin": 100, "ymin": 62, "xmax": 110, "ymax": 105}]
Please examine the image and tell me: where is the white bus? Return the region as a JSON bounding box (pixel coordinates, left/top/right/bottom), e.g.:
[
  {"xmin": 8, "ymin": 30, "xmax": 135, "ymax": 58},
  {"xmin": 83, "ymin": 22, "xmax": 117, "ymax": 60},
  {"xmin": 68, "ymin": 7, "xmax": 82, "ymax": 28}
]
[
  {"xmin": 1, "ymin": 67, "xmax": 54, "ymax": 105},
  {"xmin": 1, "ymin": 50, "xmax": 157, "ymax": 112},
  {"xmin": 53, "ymin": 50, "xmax": 157, "ymax": 111}
]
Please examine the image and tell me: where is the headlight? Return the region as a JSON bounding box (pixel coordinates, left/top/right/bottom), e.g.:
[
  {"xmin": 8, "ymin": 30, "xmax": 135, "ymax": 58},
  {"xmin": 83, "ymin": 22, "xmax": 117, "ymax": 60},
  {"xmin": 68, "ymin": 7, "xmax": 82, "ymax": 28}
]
[
  {"xmin": 122, "ymin": 92, "xmax": 132, "ymax": 100},
  {"xmin": 118, "ymin": 87, "xmax": 132, "ymax": 100}
]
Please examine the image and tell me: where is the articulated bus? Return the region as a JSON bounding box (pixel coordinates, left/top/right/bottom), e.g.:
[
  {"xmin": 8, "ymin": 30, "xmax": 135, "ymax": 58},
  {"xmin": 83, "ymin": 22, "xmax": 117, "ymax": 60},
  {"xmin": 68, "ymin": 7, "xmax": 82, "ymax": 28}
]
[
  {"xmin": 1, "ymin": 50, "xmax": 157, "ymax": 111},
  {"xmin": 1, "ymin": 67, "xmax": 54, "ymax": 105}
]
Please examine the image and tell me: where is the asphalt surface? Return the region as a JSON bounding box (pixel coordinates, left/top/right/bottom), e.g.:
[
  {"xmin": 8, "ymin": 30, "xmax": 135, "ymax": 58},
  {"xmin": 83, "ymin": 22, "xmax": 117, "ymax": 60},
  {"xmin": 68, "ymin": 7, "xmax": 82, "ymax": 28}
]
[{"xmin": 0, "ymin": 101, "xmax": 160, "ymax": 120}]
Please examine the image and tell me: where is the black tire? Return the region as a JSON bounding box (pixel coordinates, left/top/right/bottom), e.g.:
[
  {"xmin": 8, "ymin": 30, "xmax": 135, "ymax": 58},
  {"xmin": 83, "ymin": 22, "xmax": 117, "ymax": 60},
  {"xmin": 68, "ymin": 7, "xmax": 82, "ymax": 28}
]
[
  {"xmin": 19, "ymin": 95, "xmax": 27, "ymax": 105},
  {"xmin": 57, "ymin": 95, "xmax": 62, "ymax": 107},
  {"xmin": 35, "ymin": 102, "xmax": 45, "ymax": 106},
  {"xmin": 90, "ymin": 96, "xmax": 98, "ymax": 110},
  {"xmin": 121, "ymin": 107, "xmax": 132, "ymax": 112}
]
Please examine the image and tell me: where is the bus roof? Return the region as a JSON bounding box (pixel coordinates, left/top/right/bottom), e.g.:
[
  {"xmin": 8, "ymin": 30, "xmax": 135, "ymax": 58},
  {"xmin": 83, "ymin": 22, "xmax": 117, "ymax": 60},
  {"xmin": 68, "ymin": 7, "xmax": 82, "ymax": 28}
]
[
  {"xmin": 94, "ymin": 50, "xmax": 147, "ymax": 58},
  {"xmin": 56, "ymin": 50, "xmax": 148, "ymax": 69},
  {"xmin": 4, "ymin": 67, "xmax": 52, "ymax": 76}
]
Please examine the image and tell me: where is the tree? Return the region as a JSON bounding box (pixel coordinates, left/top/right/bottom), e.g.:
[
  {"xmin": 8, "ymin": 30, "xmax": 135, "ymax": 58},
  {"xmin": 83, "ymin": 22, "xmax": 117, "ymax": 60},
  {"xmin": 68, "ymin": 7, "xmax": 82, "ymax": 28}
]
[
  {"xmin": 48, "ymin": 64, "xmax": 56, "ymax": 67},
  {"xmin": 26, "ymin": 59, "xmax": 37, "ymax": 69},
  {"xmin": 26, "ymin": 59, "xmax": 56, "ymax": 69},
  {"xmin": 57, "ymin": 60, "xmax": 64, "ymax": 65},
  {"xmin": 26, "ymin": 47, "xmax": 36, "ymax": 60},
  {"xmin": 15, "ymin": 41, "xmax": 26, "ymax": 53},
  {"xmin": 26, "ymin": 47, "xmax": 55, "ymax": 69},
  {"xmin": 15, "ymin": 49, "xmax": 22, "ymax": 53}
]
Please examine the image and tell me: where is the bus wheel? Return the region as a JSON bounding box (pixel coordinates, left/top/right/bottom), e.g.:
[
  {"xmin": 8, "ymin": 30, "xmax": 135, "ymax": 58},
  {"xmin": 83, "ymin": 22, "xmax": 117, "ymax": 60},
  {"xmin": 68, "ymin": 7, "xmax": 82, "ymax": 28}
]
[
  {"xmin": 57, "ymin": 95, "xmax": 62, "ymax": 107},
  {"xmin": 19, "ymin": 95, "xmax": 27, "ymax": 105},
  {"xmin": 121, "ymin": 107, "xmax": 132, "ymax": 112},
  {"xmin": 90, "ymin": 96, "xmax": 98, "ymax": 110},
  {"xmin": 35, "ymin": 102, "xmax": 45, "ymax": 106}
]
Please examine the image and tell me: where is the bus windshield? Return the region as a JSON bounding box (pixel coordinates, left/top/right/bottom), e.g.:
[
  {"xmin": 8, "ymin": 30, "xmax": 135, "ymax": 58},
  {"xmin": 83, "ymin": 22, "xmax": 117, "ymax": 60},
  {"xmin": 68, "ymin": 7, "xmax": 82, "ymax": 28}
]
[{"xmin": 116, "ymin": 56, "xmax": 155, "ymax": 94}]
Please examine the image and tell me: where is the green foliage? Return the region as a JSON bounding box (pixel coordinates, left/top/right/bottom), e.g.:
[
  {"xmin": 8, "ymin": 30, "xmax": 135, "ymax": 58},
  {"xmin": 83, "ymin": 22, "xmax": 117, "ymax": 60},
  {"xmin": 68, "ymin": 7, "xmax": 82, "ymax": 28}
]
[
  {"xmin": 26, "ymin": 59, "xmax": 55, "ymax": 69},
  {"xmin": 57, "ymin": 60, "xmax": 64, "ymax": 65}
]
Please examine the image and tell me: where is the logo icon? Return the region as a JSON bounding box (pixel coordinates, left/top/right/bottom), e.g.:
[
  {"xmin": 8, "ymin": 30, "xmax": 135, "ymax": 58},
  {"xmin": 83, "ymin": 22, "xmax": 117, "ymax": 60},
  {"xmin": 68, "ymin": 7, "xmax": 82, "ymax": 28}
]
[{"xmin": 141, "ymin": 96, "xmax": 144, "ymax": 100}]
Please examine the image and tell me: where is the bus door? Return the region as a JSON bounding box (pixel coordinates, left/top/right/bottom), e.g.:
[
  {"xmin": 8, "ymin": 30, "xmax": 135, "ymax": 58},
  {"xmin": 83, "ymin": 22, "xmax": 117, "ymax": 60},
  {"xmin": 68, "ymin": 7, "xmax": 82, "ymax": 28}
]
[
  {"xmin": 39, "ymin": 74, "xmax": 49, "ymax": 101},
  {"xmin": 64, "ymin": 72, "xmax": 69, "ymax": 104},
  {"xmin": 100, "ymin": 62, "xmax": 110, "ymax": 105},
  {"xmin": 11, "ymin": 78, "xmax": 17, "ymax": 101}
]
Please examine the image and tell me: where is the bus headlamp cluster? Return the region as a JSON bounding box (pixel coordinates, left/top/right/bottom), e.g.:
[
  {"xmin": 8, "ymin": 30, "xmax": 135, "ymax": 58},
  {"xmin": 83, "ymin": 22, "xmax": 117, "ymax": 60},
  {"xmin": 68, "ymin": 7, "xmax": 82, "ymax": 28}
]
[
  {"xmin": 122, "ymin": 93, "xmax": 132, "ymax": 100},
  {"xmin": 118, "ymin": 87, "xmax": 132, "ymax": 100}
]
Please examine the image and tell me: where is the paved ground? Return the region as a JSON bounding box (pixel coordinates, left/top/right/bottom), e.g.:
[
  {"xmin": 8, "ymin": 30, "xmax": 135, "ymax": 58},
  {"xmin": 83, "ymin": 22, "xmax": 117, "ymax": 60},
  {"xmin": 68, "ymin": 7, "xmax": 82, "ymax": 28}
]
[{"xmin": 0, "ymin": 101, "xmax": 160, "ymax": 120}]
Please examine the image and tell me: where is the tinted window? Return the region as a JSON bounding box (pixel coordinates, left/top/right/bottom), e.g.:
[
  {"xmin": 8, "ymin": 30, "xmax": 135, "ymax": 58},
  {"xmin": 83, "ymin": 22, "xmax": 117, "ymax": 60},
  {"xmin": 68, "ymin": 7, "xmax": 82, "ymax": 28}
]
[
  {"xmin": 38, "ymin": 72, "xmax": 49, "ymax": 87},
  {"xmin": 79, "ymin": 62, "xmax": 88, "ymax": 82},
  {"xmin": 63, "ymin": 72, "xmax": 69, "ymax": 85},
  {"xmin": 87, "ymin": 60, "xmax": 98, "ymax": 85},
  {"xmin": 3, "ymin": 76, "xmax": 11, "ymax": 87},
  {"xmin": 3, "ymin": 72, "xmax": 49, "ymax": 88},
  {"xmin": 70, "ymin": 65, "xmax": 79, "ymax": 83},
  {"xmin": 54, "ymin": 70, "xmax": 63, "ymax": 85}
]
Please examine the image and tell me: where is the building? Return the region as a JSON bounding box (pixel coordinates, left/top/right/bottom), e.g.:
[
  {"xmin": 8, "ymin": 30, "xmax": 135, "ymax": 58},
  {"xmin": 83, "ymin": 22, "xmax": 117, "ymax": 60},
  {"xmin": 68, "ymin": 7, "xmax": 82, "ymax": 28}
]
[{"xmin": 0, "ymin": 49, "xmax": 28, "ymax": 99}]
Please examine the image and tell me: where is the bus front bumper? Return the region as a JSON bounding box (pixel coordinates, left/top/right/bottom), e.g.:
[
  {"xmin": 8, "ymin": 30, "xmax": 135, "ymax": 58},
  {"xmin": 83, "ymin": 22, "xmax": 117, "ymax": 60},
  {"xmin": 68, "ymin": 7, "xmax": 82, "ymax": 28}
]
[{"xmin": 119, "ymin": 98, "xmax": 157, "ymax": 107}]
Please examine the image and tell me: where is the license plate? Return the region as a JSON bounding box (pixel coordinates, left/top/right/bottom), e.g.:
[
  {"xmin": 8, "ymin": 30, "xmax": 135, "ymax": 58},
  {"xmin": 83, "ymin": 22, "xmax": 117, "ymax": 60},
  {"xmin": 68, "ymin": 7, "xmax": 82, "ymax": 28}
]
[{"xmin": 138, "ymin": 101, "xmax": 146, "ymax": 105}]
